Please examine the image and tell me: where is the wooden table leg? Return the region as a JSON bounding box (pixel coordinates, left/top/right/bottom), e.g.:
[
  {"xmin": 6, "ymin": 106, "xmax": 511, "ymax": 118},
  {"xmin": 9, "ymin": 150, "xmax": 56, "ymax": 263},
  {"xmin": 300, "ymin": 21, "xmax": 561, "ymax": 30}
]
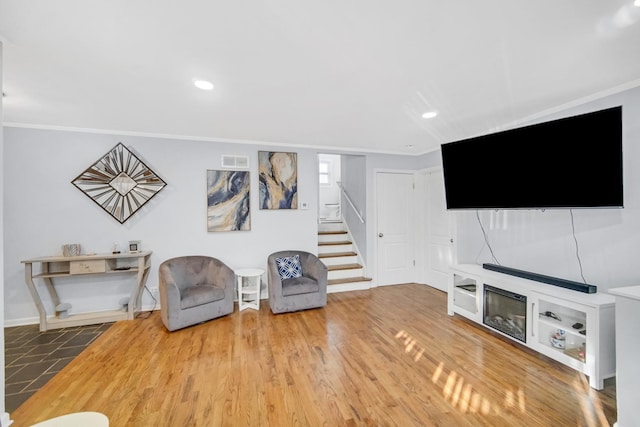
[{"xmin": 24, "ymin": 262, "xmax": 49, "ymax": 332}]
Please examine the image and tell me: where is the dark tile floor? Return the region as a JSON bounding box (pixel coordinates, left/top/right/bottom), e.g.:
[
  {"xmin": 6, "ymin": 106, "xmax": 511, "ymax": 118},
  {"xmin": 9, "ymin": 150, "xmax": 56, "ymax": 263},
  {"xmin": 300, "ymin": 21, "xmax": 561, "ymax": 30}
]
[{"xmin": 4, "ymin": 322, "xmax": 112, "ymax": 413}]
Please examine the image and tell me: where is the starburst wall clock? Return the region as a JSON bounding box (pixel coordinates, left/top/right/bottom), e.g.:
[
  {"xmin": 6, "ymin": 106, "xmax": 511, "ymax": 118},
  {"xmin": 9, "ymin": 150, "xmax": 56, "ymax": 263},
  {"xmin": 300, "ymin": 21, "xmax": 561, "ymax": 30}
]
[{"xmin": 72, "ymin": 143, "xmax": 166, "ymax": 224}]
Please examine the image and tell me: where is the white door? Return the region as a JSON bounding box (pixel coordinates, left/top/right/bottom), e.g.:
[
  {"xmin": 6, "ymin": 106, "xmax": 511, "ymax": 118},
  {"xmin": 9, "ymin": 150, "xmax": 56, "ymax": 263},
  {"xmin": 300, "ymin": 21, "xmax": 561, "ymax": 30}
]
[
  {"xmin": 376, "ymin": 172, "xmax": 415, "ymax": 285},
  {"xmin": 424, "ymin": 170, "xmax": 454, "ymax": 291}
]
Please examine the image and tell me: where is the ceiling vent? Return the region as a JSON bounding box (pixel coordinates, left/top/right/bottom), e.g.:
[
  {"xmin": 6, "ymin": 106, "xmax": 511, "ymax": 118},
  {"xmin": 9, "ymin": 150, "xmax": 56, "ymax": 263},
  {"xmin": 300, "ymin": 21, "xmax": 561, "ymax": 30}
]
[{"xmin": 221, "ymin": 155, "xmax": 249, "ymax": 169}]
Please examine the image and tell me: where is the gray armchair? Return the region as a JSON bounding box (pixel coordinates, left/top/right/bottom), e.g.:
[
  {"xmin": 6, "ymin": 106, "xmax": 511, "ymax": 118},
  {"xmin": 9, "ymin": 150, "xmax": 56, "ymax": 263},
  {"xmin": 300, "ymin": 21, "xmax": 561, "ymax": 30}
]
[
  {"xmin": 159, "ymin": 256, "xmax": 234, "ymax": 331},
  {"xmin": 268, "ymin": 250, "xmax": 327, "ymax": 314}
]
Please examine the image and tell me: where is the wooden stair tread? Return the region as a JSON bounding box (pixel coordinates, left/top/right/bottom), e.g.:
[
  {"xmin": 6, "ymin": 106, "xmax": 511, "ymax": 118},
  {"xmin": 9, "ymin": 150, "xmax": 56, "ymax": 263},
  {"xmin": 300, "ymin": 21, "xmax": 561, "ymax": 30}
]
[
  {"xmin": 318, "ymin": 240, "xmax": 351, "ymax": 246},
  {"xmin": 327, "ymin": 263, "xmax": 362, "ymax": 271},
  {"xmin": 318, "ymin": 251, "xmax": 357, "ymax": 258},
  {"xmin": 318, "ymin": 225, "xmax": 370, "ymax": 288},
  {"xmin": 328, "ymin": 276, "xmax": 372, "ymax": 285}
]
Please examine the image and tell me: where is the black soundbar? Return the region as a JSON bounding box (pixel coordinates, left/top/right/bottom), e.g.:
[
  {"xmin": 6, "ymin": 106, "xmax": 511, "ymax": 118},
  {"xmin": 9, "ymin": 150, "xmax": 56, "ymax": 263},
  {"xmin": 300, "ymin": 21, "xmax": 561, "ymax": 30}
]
[{"xmin": 482, "ymin": 263, "xmax": 597, "ymax": 294}]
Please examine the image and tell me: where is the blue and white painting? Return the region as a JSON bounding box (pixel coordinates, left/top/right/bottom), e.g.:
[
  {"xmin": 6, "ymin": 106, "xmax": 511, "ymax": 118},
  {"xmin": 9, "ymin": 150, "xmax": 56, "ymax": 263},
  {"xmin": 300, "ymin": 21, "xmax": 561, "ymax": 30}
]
[
  {"xmin": 258, "ymin": 151, "xmax": 298, "ymax": 209},
  {"xmin": 207, "ymin": 170, "xmax": 250, "ymax": 231}
]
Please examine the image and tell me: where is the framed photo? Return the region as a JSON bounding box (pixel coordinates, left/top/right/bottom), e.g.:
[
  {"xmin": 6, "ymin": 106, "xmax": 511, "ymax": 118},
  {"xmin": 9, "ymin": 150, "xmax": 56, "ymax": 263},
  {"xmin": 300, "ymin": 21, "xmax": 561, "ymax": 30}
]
[
  {"xmin": 128, "ymin": 240, "xmax": 141, "ymax": 253},
  {"xmin": 258, "ymin": 151, "xmax": 298, "ymax": 209},
  {"xmin": 207, "ymin": 170, "xmax": 251, "ymax": 232}
]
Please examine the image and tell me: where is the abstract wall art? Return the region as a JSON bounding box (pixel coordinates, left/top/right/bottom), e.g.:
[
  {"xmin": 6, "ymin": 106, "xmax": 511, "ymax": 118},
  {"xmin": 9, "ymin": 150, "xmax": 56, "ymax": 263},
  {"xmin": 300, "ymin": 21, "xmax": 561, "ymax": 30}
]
[
  {"xmin": 207, "ymin": 170, "xmax": 251, "ymax": 232},
  {"xmin": 258, "ymin": 151, "xmax": 298, "ymax": 209},
  {"xmin": 71, "ymin": 143, "xmax": 166, "ymax": 224}
]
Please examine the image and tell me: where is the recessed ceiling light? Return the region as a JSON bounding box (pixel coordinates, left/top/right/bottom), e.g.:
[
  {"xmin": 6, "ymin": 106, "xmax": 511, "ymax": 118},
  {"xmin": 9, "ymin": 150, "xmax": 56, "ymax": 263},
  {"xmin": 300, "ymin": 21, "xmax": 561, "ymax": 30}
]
[
  {"xmin": 421, "ymin": 111, "xmax": 438, "ymax": 119},
  {"xmin": 193, "ymin": 79, "xmax": 214, "ymax": 91},
  {"xmin": 635, "ymin": 0, "xmax": 640, "ymax": 6}
]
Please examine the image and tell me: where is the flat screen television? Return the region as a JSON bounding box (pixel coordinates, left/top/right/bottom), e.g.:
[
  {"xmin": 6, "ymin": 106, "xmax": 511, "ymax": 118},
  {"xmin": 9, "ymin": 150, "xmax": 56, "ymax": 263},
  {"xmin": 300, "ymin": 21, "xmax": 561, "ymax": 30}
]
[{"xmin": 440, "ymin": 106, "xmax": 623, "ymax": 210}]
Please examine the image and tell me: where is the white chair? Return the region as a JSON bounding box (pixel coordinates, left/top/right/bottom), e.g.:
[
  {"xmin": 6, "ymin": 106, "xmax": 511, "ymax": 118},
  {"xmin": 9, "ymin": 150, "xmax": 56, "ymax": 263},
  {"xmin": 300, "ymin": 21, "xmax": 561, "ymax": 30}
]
[{"xmin": 30, "ymin": 412, "xmax": 109, "ymax": 427}]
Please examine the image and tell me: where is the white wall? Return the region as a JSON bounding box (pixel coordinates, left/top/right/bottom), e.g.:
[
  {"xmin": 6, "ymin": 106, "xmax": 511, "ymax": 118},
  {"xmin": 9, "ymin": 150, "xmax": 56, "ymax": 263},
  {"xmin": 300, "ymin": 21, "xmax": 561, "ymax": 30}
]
[
  {"xmin": 2, "ymin": 128, "xmax": 321, "ymax": 325},
  {"xmin": 0, "ymin": 40, "xmax": 9, "ymax": 424},
  {"xmin": 417, "ymin": 149, "xmax": 442, "ymax": 170},
  {"xmin": 454, "ymin": 85, "xmax": 640, "ymax": 291},
  {"xmin": 340, "ymin": 154, "xmax": 367, "ymax": 260}
]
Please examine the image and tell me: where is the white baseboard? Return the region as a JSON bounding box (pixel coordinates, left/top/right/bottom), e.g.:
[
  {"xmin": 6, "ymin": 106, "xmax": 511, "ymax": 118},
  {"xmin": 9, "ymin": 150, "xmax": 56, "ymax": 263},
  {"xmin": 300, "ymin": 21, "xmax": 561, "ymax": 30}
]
[
  {"xmin": 6, "ymin": 299, "xmax": 273, "ymax": 328},
  {"xmin": 2, "ymin": 411, "xmax": 14, "ymax": 426},
  {"xmin": 3, "ymin": 317, "xmax": 38, "ymax": 328},
  {"xmin": 5, "ymin": 307, "xmax": 162, "ymax": 328}
]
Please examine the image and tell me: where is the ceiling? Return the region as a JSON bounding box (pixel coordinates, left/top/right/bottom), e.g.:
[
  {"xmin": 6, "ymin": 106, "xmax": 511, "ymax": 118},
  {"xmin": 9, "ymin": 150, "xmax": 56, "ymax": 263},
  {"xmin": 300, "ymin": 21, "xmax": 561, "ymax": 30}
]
[{"xmin": 2, "ymin": 1, "xmax": 640, "ymax": 155}]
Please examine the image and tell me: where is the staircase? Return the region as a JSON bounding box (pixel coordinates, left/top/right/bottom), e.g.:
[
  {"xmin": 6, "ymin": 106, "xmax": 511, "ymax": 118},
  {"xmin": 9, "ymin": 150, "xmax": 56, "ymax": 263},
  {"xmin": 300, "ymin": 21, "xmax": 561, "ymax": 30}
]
[{"xmin": 318, "ymin": 221, "xmax": 372, "ymax": 293}]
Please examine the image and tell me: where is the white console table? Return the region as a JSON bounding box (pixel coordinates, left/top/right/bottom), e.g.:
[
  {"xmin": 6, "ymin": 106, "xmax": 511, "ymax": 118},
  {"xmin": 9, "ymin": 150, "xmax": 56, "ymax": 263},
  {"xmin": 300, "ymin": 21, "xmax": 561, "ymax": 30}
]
[
  {"xmin": 449, "ymin": 263, "xmax": 616, "ymax": 390},
  {"xmin": 22, "ymin": 251, "xmax": 152, "ymax": 331}
]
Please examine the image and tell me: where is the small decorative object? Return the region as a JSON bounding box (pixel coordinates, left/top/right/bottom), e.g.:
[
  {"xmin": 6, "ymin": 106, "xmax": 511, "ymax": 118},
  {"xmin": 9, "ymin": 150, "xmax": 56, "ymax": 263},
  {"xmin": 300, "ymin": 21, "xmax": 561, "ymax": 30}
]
[
  {"xmin": 128, "ymin": 240, "xmax": 141, "ymax": 253},
  {"xmin": 550, "ymin": 328, "xmax": 566, "ymax": 349},
  {"xmin": 71, "ymin": 143, "xmax": 167, "ymax": 224},
  {"xmin": 258, "ymin": 151, "xmax": 298, "ymax": 209},
  {"xmin": 564, "ymin": 343, "xmax": 586, "ymax": 362},
  {"xmin": 112, "ymin": 242, "xmax": 121, "ymax": 254},
  {"xmin": 578, "ymin": 343, "xmax": 586, "ymax": 359},
  {"xmin": 540, "ymin": 311, "xmax": 562, "ymax": 321},
  {"xmin": 207, "ymin": 170, "xmax": 250, "ymax": 232},
  {"xmin": 56, "ymin": 302, "xmax": 72, "ymax": 319},
  {"xmin": 62, "ymin": 244, "xmax": 82, "ymax": 257}
]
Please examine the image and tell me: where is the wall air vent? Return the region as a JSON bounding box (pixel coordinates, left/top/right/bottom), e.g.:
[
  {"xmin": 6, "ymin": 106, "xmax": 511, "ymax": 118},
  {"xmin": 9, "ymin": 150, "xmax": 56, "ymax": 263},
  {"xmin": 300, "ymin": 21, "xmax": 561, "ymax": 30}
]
[{"xmin": 221, "ymin": 155, "xmax": 249, "ymax": 169}]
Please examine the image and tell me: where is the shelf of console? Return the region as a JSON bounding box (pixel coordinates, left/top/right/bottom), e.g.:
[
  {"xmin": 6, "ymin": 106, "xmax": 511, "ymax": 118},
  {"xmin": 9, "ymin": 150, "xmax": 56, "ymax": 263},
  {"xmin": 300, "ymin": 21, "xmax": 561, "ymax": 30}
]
[
  {"xmin": 449, "ymin": 263, "xmax": 615, "ymax": 390},
  {"xmin": 44, "ymin": 310, "xmax": 129, "ymax": 329},
  {"xmin": 537, "ymin": 314, "xmax": 587, "ymax": 340},
  {"xmin": 33, "ymin": 269, "xmax": 141, "ymax": 279}
]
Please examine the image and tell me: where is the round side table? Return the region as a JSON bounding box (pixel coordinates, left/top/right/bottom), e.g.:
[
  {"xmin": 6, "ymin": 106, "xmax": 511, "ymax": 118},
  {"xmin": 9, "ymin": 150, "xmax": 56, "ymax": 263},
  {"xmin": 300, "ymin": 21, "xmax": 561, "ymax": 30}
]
[{"xmin": 235, "ymin": 268, "xmax": 265, "ymax": 311}]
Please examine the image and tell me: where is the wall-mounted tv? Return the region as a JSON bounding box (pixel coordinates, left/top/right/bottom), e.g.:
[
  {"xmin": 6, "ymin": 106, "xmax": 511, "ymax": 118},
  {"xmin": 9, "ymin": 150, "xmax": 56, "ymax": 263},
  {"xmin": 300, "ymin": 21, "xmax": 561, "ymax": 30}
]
[{"xmin": 440, "ymin": 106, "xmax": 623, "ymax": 210}]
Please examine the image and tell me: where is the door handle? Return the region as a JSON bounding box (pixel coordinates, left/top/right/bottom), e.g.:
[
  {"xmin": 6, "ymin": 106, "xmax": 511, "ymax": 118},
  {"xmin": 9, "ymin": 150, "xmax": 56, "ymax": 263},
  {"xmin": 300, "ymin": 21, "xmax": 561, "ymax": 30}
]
[
  {"xmin": 531, "ymin": 302, "xmax": 535, "ymax": 337},
  {"xmin": 378, "ymin": 233, "xmax": 384, "ymax": 238}
]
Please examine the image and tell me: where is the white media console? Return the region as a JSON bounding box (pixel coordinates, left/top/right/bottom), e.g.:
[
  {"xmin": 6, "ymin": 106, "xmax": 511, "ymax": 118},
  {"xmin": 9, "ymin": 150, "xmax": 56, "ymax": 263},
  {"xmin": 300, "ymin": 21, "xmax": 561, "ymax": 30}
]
[{"xmin": 448, "ymin": 263, "xmax": 616, "ymax": 390}]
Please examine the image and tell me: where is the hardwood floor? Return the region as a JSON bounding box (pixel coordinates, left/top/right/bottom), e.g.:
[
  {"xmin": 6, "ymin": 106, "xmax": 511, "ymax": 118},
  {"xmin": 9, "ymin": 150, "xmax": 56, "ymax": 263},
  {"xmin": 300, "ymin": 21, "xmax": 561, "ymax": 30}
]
[{"xmin": 10, "ymin": 284, "xmax": 616, "ymax": 426}]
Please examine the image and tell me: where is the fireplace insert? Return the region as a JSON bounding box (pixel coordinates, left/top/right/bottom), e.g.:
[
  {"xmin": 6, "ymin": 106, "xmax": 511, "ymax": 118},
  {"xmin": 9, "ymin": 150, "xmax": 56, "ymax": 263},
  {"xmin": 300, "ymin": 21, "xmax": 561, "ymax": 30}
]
[{"xmin": 483, "ymin": 285, "xmax": 527, "ymax": 343}]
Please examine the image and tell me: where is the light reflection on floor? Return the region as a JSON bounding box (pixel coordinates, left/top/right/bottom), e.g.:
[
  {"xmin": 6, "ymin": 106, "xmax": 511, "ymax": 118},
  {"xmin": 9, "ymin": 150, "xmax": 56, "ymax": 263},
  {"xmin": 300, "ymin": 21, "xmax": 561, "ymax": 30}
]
[
  {"xmin": 394, "ymin": 328, "xmax": 612, "ymax": 426},
  {"xmin": 573, "ymin": 373, "xmax": 610, "ymax": 427},
  {"xmin": 395, "ymin": 329, "xmax": 525, "ymax": 416}
]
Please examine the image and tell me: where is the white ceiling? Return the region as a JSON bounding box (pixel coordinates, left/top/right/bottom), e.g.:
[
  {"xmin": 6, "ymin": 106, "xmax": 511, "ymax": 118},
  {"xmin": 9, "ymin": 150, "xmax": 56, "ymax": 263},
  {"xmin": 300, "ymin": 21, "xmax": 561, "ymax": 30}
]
[{"xmin": 2, "ymin": 1, "xmax": 640, "ymax": 155}]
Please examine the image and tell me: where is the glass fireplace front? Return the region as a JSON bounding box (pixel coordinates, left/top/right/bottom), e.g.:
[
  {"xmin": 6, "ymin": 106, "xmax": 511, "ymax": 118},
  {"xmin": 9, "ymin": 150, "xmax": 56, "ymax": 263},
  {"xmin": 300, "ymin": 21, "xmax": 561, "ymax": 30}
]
[{"xmin": 483, "ymin": 284, "xmax": 527, "ymax": 343}]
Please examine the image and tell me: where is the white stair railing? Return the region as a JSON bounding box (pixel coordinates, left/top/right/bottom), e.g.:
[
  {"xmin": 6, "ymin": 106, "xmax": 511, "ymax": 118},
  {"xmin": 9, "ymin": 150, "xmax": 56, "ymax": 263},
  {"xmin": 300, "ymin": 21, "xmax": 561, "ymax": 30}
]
[{"xmin": 336, "ymin": 181, "xmax": 365, "ymax": 224}]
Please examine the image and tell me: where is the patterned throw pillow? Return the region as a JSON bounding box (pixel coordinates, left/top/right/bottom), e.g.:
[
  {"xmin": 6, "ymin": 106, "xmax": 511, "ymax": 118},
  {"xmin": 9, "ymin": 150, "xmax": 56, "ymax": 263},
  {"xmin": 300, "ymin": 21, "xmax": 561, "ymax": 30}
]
[{"xmin": 275, "ymin": 255, "xmax": 303, "ymax": 280}]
